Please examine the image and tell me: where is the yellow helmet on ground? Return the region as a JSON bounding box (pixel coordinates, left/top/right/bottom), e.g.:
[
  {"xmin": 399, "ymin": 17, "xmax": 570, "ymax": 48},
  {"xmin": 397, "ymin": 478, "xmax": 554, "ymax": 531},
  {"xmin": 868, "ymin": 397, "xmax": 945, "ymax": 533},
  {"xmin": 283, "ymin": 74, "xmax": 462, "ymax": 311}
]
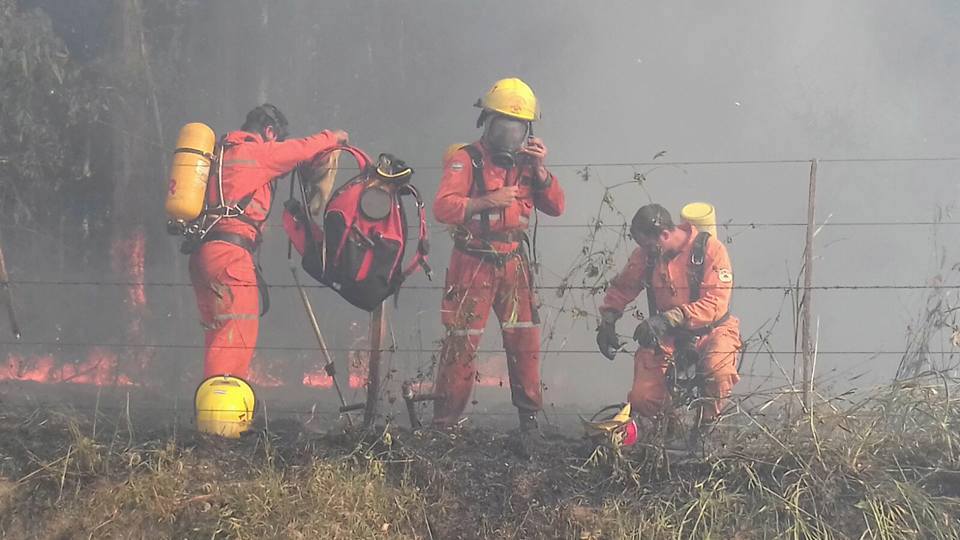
[
  {"xmin": 443, "ymin": 143, "xmax": 467, "ymax": 163},
  {"xmin": 195, "ymin": 375, "xmax": 256, "ymax": 438},
  {"xmin": 581, "ymin": 403, "xmax": 639, "ymax": 447},
  {"xmin": 474, "ymin": 78, "xmax": 539, "ymax": 121}
]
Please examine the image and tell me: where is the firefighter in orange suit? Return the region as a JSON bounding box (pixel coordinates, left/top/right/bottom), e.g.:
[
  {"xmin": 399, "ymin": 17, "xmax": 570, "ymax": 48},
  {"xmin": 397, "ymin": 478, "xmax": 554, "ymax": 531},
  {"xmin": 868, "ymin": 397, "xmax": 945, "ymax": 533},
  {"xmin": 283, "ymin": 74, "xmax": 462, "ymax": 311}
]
[
  {"xmin": 597, "ymin": 204, "xmax": 741, "ymax": 432},
  {"xmin": 432, "ymin": 78, "xmax": 565, "ymax": 437},
  {"xmin": 189, "ymin": 104, "xmax": 347, "ymax": 382}
]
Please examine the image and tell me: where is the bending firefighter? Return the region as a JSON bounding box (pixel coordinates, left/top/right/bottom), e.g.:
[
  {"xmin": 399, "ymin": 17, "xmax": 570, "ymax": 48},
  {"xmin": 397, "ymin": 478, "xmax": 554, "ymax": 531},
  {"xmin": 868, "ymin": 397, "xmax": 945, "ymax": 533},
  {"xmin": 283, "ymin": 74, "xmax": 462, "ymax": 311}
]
[
  {"xmin": 596, "ymin": 204, "xmax": 741, "ymax": 441},
  {"xmin": 187, "ymin": 104, "xmax": 347, "ymax": 437},
  {"xmin": 432, "ymin": 78, "xmax": 565, "ymax": 439}
]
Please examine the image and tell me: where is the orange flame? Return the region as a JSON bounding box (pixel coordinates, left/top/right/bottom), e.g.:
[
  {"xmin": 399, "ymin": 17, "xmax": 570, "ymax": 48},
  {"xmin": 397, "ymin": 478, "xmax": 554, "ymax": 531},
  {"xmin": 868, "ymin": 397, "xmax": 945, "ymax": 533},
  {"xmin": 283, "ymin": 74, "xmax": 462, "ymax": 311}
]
[
  {"xmin": 110, "ymin": 227, "xmax": 153, "ymax": 372},
  {"xmin": 302, "ymin": 371, "xmax": 334, "ymax": 388},
  {"xmin": 110, "ymin": 227, "xmax": 147, "ymax": 313},
  {"xmin": 246, "ymin": 360, "xmax": 283, "ymax": 388},
  {"xmin": 1, "ymin": 348, "xmax": 134, "ymax": 386}
]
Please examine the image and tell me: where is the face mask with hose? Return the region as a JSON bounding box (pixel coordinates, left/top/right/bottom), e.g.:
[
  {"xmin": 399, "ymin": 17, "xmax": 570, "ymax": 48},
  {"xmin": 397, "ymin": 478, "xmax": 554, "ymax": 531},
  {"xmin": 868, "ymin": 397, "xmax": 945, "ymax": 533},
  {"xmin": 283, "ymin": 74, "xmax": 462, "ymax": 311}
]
[
  {"xmin": 480, "ymin": 113, "xmax": 532, "ymax": 169},
  {"xmin": 473, "ymin": 77, "xmax": 540, "ymax": 170}
]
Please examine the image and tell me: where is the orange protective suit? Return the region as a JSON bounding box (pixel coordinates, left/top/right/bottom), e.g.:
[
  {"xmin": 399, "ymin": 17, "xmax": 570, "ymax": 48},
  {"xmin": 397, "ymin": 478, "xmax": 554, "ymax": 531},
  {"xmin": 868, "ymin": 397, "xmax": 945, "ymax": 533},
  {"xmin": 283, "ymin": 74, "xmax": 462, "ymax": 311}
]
[
  {"xmin": 432, "ymin": 141, "xmax": 564, "ymax": 426},
  {"xmin": 190, "ymin": 129, "xmax": 341, "ymax": 379},
  {"xmin": 600, "ymin": 224, "xmax": 741, "ymax": 420}
]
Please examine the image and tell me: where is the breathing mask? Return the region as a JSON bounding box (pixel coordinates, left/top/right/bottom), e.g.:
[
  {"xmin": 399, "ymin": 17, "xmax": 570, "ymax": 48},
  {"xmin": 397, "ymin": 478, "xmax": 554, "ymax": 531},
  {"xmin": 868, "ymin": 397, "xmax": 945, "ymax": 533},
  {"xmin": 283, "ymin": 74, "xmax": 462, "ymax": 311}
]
[{"xmin": 483, "ymin": 114, "xmax": 530, "ymax": 169}]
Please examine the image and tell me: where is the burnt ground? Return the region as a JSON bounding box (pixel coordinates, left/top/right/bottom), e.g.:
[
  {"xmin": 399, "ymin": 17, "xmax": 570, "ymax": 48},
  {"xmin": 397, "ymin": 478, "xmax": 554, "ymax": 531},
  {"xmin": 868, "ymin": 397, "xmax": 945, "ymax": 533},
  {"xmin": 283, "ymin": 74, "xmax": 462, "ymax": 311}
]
[{"xmin": 0, "ymin": 381, "xmax": 959, "ymax": 539}]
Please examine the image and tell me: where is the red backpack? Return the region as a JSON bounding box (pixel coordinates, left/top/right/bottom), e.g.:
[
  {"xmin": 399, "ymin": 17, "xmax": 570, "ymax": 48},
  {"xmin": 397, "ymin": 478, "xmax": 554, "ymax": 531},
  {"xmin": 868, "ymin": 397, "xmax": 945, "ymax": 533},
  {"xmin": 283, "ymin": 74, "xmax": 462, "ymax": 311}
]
[{"xmin": 282, "ymin": 146, "xmax": 431, "ymax": 311}]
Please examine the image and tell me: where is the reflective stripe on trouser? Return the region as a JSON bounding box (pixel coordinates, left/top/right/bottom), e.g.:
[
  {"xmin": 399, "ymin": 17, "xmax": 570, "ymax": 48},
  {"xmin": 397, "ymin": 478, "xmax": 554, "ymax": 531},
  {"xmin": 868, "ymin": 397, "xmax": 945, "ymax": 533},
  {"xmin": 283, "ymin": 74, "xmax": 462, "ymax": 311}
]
[
  {"xmin": 628, "ymin": 319, "xmax": 742, "ymax": 420},
  {"xmin": 189, "ymin": 241, "xmax": 260, "ymax": 379},
  {"xmin": 433, "ymin": 248, "xmax": 541, "ymax": 427}
]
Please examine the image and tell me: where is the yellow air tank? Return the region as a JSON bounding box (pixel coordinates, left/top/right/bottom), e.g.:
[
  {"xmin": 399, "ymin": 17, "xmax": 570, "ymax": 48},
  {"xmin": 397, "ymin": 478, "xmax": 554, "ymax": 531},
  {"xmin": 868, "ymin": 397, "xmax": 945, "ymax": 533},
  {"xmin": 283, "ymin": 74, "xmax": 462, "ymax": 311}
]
[
  {"xmin": 443, "ymin": 143, "xmax": 467, "ymax": 163},
  {"xmin": 165, "ymin": 123, "xmax": 216, "ymax": 221},
  {"xmin": 681, "ymin": 202, "xmax": 718, "ymax": 237}
]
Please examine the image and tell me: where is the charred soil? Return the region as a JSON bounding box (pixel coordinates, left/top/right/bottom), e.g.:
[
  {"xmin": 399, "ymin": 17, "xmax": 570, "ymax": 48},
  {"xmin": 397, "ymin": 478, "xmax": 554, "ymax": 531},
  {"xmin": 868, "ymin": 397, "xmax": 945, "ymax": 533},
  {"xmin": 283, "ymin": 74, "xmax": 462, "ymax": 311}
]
[{"xmin": 0, "ymin": 378, "xmax": 959, "ymax": 539}]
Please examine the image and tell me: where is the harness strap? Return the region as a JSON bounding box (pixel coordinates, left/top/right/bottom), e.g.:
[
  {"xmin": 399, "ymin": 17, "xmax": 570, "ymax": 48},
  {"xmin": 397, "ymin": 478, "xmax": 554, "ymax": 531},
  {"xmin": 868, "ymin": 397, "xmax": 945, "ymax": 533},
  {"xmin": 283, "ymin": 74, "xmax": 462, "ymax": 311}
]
[
  {"xmin": 688, "ymin": 231, "xmax": 710, "ymax": 302},
  {"xmin": 461, "ymin": 144, "xmax": 490, "ymax": 235},
  {"xmin": 400, "ymin": 183, "xmax": 432, "ymax": 280},
  {"xmin": 201, "ymin": 231, "xmax": 259, "ymax": 254},
  {"xmin": 670, "ymin": 312, "xmax": 732, "ymax": 338},
  {"xmin": 453, "ymin": 237, "xmax": 523, "ymax": 267},
  {"xmin": 199, "ymin": 140, "xmax": 270, "ymax": 244},
  {"xmin": 461, "ymin": 229, "xmax": 528, "ymax": 244},
  {"xmin": 644, "ymin": 249, "xmax": 659, "ymax": 317}
]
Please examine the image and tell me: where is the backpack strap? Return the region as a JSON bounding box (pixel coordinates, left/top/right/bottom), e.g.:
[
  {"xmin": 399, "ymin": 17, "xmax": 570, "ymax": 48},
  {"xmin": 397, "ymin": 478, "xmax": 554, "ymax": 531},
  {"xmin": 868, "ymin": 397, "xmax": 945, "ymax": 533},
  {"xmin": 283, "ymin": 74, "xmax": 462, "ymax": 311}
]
[
  {"xmin": 400, "ymin": 183, "xmax": 433, "ymax": 280},
  {"xmin": 644, "ymin": 248, "xmax": 659, "ymax": 317},
  {"xmin": 197, "ymin": 139, "xmax": 274, "ymax": 245},
  {"xmin": 670, "ymin": 231, "xmax": 727, "ymax": 338},
  {"xmin": 645, "ymin": 231, "xmax": 711, "ymax": 317},
  {"xmin": 313, "ymin": 144, "xmax": 373, "ymax": 173},
  {"xmin": 687, "ymin": 231, "xmax": 710, "ymax": 302},
  {"xmin": 461, "ymin": 144, "xmax": 490, "ymax": 234}
]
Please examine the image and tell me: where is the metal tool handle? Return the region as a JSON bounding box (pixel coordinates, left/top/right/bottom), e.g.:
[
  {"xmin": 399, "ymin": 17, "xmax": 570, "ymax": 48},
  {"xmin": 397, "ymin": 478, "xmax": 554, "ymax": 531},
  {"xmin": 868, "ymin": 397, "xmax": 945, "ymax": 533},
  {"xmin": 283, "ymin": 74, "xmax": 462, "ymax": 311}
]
[{"xmin": 290, "ymin": 267, "xmax": 351, "ymax": 425}]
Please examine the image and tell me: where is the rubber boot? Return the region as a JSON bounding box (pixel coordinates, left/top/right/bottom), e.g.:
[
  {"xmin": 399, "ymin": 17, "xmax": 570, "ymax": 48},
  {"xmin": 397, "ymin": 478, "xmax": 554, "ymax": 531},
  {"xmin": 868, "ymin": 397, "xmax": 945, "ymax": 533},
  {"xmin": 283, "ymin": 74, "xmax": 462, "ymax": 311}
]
[
  {"xmin": 516, "ymin": 410, "xmax": 545, "ymax": 459},
  {"xmin": 519, "ymin": 410, "xmax": 539, "ymax": 432}
]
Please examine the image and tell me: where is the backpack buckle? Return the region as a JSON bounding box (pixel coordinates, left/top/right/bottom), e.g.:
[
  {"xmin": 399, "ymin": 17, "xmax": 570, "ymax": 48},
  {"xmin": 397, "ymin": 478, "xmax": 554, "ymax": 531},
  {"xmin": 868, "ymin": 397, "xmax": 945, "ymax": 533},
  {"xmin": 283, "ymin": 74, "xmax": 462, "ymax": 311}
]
[{"xmin": 691, "ymin": 249, "xmax": 704, "ymax": 266}]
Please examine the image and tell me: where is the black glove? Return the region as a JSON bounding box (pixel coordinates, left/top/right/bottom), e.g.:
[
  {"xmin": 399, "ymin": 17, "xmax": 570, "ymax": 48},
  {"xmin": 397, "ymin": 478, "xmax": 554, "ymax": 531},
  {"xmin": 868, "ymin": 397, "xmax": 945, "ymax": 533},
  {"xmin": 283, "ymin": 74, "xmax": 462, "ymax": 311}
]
[
  {"xmin": 633, "ymin": 314, "xmax": 672, "ymax": 348},
  {"xmin": 597, "ymin": 321, "xmax": 621, "ymax": 360}
]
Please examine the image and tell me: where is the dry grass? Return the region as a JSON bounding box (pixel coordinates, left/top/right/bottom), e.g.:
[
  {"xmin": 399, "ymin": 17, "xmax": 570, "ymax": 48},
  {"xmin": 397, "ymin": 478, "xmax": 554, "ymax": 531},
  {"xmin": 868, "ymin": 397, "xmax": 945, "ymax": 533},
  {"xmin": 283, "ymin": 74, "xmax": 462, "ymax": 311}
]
[{"xmin": 0, "ymin": 375, "xmax": 958, "ymax": 539}]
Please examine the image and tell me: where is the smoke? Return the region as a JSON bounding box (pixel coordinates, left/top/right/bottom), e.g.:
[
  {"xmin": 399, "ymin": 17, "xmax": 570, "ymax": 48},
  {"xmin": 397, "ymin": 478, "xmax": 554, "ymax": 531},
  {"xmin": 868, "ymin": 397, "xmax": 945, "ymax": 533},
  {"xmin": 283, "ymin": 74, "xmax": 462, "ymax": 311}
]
[{"xmin": 14, "ymin": 0, "xmax": 960, "ymax": 417}]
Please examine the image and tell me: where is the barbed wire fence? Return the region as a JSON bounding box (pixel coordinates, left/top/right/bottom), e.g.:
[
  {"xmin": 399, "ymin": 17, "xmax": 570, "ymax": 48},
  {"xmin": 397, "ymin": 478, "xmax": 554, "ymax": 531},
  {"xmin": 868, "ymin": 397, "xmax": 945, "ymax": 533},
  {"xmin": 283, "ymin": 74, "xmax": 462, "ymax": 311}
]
[{"xmin": 2, "ymin": 153, "xmax": 960, "ymax": 426}]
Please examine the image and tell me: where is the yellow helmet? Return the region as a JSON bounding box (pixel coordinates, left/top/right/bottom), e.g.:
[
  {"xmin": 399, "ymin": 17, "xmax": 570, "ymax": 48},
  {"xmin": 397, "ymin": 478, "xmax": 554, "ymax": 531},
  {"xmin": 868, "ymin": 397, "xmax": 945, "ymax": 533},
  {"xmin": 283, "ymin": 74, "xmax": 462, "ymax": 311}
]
[
  {"xmin": 474, "ymin": 78, "xmax": 539, "ymax": 121},
  {"xmin": 443, "ymin": 143, "xmax": 467, "ymax": 163},
  {"xmin": 194, "ymin": 375, "xmax": 256, "ymax": 438}
]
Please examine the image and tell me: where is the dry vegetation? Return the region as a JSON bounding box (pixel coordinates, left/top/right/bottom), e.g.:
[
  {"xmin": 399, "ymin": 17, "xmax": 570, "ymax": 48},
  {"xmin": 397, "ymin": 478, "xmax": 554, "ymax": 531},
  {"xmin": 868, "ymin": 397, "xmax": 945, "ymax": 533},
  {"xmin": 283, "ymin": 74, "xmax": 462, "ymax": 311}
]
[{"xmin": 0, "ymin": 374, "xmax": 957, "ymax": 539}]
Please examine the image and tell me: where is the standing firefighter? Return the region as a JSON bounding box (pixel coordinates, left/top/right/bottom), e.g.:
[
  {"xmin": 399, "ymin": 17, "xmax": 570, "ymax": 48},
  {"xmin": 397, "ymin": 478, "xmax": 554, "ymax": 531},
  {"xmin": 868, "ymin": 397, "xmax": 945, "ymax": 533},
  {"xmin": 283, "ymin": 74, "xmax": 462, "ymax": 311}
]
[
  {"xmin": 189, "ymin": 104, "xmax": 347, "ymax": 437},
  {"xmin": 597, "ymin": 204, "xmax": 741, "ymax": 444},
  {"xmin": 432, "ymin": 78, "xmax": 565, "ymax": 442}
]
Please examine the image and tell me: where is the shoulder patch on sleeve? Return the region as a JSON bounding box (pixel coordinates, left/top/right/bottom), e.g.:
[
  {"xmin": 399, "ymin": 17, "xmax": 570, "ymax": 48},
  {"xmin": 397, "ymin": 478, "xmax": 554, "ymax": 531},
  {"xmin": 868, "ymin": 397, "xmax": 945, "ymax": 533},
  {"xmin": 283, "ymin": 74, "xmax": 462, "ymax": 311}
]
[
  {"xmin": 448, "ymin": 161, "xmax": 464, "ymax": 172},
  {"xmin": 717, "ymin": 268, "xmax": 733, "ymax": 283}
]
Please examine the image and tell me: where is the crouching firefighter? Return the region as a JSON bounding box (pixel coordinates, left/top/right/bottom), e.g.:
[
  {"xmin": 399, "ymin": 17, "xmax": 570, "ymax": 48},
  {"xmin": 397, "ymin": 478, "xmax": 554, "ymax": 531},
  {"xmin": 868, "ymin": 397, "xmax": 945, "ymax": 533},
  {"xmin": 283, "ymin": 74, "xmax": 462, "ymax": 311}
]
[
  {"xmin": 596, "ymin": 204, "xmax": 742, "ymax": 445},
  {"xmin": 431, "ymin": 78, "xmax": 565, "ymax": 443},
  {"xmin": 171, "ymin": 104, "xmax": 347, "ymax": 437}
]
